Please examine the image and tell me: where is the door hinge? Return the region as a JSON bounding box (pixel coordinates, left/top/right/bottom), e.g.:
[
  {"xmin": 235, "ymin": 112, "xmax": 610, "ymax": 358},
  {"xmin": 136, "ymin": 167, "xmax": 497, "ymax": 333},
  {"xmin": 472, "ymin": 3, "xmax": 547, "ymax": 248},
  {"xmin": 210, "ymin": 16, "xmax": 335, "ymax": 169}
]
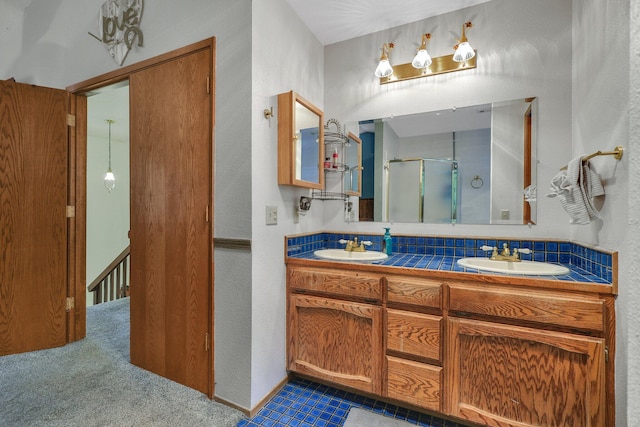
[
  {"xmin": 66, "ymin": 114, "xmax": 76, "ymax": 127},
  {"xmin": 206, "ymin": 205, "xmax": 209, "ymax": 222},
  {"xmin": 205, "ymin": 332, "xmax": 210, "ymax": 351},
  {"xmin": 66, "ymin": 297, "xmax": 75, "ymax": 312},
  {"xmin": 66, "ymin": 205, "xmax": 76, "ymax": 218},
  {"xmin": 605, "ymin": 346, "xmax": 609, "ymax": 363},
  {"xmin": 207, "ymin": 76, "xmax": 211, "ymax": 94}
]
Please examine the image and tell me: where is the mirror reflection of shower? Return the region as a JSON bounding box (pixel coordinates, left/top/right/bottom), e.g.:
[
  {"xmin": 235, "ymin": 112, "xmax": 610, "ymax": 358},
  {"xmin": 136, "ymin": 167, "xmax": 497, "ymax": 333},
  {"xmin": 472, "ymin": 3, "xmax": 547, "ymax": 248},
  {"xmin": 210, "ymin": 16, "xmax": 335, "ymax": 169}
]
[{"xmin": 386, "ymin": 158, "xmax": 460, "ymax": 224}]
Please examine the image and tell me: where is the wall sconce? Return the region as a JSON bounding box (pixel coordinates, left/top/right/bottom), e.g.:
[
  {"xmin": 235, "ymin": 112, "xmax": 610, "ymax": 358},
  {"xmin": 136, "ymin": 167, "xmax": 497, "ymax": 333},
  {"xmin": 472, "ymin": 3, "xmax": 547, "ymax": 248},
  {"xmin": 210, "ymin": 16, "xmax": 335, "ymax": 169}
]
[
  {"xmin": 411, "ymin": 33, "xmax": 432, "ymax": 69},
  {"xmin": 374, "ymin": 43, "xmax": 394, "ymax": 78},
  {"xmin": 453, "ymin": 21, "xmax": 475, "ymax": 62},
  {"xmin": 376, "ymin": 22, "xmax": 477, "ymax": 85},
  {"xmin": 104, "ymin": 119, "xmax": 116, "ymax": 192}
]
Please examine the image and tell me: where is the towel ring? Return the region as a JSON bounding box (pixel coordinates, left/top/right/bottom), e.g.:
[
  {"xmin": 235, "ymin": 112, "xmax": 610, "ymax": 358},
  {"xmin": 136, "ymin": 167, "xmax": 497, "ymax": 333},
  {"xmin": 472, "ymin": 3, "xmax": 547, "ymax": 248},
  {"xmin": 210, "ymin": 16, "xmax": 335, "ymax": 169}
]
[{"xmin": 471, "ymin": 175, "xmax": 484, "ymax": 189}]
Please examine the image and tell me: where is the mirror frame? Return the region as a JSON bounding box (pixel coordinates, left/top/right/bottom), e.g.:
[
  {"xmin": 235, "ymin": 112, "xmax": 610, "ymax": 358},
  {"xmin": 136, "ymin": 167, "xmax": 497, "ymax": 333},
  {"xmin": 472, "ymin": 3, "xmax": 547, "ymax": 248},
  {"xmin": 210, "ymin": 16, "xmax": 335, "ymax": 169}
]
[
  {"xmin": 357, "ymin": 97, "xmax": 537, "ymax": 225},
  {"xmin": 344, "ymin": 131, "xmax": 362, "ymax": 196},
  {"xmin": 277, "ymin": 90, "xmax": 324, "ymax": 189}
]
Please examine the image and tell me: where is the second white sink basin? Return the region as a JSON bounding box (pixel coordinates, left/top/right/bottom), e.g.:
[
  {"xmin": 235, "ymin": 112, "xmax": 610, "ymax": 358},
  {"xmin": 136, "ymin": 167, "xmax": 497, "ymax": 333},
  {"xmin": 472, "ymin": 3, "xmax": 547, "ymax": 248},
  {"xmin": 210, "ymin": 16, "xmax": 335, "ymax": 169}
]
[
  {"xmin": 457, "ymin": 257, "xmax": 570, "ymax": 276},
  {"xmin": 314, "ymin": 249, "xmax": 389, "ymax": 262}
]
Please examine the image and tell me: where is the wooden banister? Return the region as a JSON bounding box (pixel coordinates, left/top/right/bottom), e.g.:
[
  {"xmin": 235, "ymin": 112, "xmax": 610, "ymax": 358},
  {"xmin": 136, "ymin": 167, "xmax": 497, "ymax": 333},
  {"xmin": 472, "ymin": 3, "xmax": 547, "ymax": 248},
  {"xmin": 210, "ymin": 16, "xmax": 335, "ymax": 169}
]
[{"xmin": 88, "ymin": 245, "xmax": 130, "ymax": 304}]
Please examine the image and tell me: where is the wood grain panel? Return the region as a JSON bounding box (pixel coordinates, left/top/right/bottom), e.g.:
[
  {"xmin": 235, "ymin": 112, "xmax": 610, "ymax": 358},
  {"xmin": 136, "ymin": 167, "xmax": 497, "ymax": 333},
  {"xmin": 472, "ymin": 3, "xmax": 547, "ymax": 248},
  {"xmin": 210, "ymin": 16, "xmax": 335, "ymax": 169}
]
[
  {"xmin": 386, "ymin": 309, "xmax": 441, "ymax": 361},
  {"xmin": 386, "ymin": 276, "xmax": 442, "ymax": 309},
  {"xmin": 0, "ymin": 81, "xmax": 68, "ymax": 355},
  {"xmin": 386, "ymin": 356, "xmax": 442, "ymax": 411},
  {"xmin": 129, "ymin": 47, "xmax": 212, "ymax": 394},
  {"xmin": 288, "ymin": 294, "xmax": 382, "ymax": 394},
  {"xmin": 447, "ymin": 317, "xmax": 605, "ymax": 426},
  {"xmin": 288, "ymin": 266, "xmax": 382, "ymax": 301},
  {"xmin": 449, "ymin": 282, "xmax": 605, "ymax": 332}
]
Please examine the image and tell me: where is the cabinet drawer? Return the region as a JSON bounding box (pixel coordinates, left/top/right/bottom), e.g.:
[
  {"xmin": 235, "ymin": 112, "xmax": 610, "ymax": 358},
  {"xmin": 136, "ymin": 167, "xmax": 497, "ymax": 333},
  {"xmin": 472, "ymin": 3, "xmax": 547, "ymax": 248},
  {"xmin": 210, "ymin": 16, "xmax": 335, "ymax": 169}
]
[
  {"xmin": 386, "ymin": 309, "xmax": 442, "ymax": 361},
  {"xmin": 386, "ymin": 276, "xmax": 442, "ymax": 309},
  {"xmin": 449, "ymin": 282, "xmax": 605, "ymax": 332},
  {"xmin": 386, "ymin": 356, "xmax": 442, "ymax": 412},
  {"xmin": 288, "ymin": 266, "xmax": 382, "ymax": 301}
]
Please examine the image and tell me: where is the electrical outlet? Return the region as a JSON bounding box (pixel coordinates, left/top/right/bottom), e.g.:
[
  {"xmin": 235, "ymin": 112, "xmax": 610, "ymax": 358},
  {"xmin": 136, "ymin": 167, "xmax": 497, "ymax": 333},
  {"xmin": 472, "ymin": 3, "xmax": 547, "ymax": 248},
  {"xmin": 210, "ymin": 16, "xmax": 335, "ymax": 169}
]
[
  {"xmin": 265, "ymin": 205, "xmax": 278, "ymax": 225},
  {"xmin": 501, "ymin": 209, "xmax": 510, "ymax": 220}
]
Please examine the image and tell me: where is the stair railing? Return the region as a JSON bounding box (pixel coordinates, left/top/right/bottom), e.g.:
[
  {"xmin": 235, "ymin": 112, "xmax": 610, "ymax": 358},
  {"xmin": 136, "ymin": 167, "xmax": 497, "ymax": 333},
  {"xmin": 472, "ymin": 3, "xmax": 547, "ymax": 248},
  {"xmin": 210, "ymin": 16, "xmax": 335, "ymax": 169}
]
[{"xmin": 87, "ymin": 245, "xmax": 130, "ymax": 305}]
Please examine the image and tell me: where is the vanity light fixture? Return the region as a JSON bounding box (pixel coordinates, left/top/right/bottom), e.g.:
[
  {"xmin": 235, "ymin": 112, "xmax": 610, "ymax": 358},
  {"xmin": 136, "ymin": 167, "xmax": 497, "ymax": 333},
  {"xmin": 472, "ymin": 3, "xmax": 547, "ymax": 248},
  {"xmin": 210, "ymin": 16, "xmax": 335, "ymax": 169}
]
[
  {"xmin": 104, "ymin": 119, "xmax": 116, "ymax": 193},
  {"xmin": 374, "ymin": 43, "xmax": 394, "ymax": 78},
  {"xmin": 376, "ymin": 22, "xmax": 477, "ymax": 85},
  {"xmin": 453, "ymin": 21, "xmax": 475, "ymax": 62},
  {"xmin": 411, "ymin": 33, "xmax": 432, "ymax": 69}
]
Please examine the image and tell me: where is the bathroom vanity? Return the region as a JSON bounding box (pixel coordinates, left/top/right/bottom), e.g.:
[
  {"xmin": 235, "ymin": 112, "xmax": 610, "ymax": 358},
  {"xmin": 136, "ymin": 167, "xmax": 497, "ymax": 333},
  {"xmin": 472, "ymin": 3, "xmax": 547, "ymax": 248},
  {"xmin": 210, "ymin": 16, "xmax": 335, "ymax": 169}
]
[{"xmin": 285, "ymin": 233, "xmax": 616, "ymax": 427}]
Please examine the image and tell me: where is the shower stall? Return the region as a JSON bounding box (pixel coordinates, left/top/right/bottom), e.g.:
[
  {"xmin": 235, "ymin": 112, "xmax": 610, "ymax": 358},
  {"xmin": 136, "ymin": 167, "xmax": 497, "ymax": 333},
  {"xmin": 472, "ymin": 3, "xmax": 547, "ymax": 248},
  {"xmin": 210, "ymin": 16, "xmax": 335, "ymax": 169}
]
[{"xmin": 386, "ymin": 158, "xmax": 459, "ymax": 223}]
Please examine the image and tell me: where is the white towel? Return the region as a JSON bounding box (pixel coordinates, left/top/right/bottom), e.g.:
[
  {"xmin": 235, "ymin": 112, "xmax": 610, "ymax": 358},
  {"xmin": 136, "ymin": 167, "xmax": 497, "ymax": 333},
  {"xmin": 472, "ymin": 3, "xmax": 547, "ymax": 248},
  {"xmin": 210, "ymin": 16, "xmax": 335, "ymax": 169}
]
[{"xmin": 547, "ymin": 156, "xmax": 605, "ymax": 224}]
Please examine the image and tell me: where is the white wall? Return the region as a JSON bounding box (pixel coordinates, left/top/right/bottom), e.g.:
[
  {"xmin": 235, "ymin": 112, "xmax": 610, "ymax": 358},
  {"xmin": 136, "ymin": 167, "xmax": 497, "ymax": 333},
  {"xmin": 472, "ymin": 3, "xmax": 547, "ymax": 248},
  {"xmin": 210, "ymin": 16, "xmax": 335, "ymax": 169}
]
[
  {"xmin": 572, "ymin": 0, "xmax": 633, "ymax": 425},
  {"xmin": 323, "ymin": 0, "xmax": 572, "ymax": 239},
  {"xmin": 250, "ymin": 0, "xmax": 325, "ymax": 408},
  {"xmin": 628, "ymin": 2, "xmax": 639, "ymax": 423}
]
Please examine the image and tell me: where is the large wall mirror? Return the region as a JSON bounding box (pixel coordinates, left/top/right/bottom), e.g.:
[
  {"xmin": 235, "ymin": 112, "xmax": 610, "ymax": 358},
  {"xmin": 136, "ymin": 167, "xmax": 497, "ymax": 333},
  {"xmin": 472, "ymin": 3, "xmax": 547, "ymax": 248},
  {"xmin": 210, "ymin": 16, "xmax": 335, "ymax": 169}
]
[
  {"xmin": 278, "ymin": 91, "xmax": 324, "ymax": 189},
  {"xmin": 356, "ymin": 97, "xmax": 537, "ymax": 225}
]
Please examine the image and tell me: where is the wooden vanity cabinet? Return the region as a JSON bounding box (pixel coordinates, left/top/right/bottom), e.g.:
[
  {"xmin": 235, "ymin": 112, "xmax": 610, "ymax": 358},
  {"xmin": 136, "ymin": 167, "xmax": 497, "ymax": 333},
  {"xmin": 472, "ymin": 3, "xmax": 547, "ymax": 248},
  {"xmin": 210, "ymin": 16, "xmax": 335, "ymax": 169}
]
[
  {"xmin": 286, "ymin": 266, "xmax": 384, "ymax": 394},
  {"xmin": 285, "ymin": 262, "xmax": 614, "ymax": 426},
  {"xmin": 447, "ymin": 282, "xmax": 608, "ymax": 427}
]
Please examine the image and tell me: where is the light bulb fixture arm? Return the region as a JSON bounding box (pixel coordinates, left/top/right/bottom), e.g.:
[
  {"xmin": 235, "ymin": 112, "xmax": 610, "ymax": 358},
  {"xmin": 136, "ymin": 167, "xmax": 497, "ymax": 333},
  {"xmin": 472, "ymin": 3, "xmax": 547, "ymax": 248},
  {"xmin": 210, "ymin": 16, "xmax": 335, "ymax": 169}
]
[
  {"xmin": 104, "ymin": 119, "xmax": 116, "ymax": 192},
  {"xmin": 418, "ymin": 33, "xmax": 431, "ymax": 51},
  {"xmin": 380, "ymin": 42, "xmax": 394, "ymax": 60},
  {"xmin": 455, "ymin": 21, "xmax": 473, "ymax": 50}
]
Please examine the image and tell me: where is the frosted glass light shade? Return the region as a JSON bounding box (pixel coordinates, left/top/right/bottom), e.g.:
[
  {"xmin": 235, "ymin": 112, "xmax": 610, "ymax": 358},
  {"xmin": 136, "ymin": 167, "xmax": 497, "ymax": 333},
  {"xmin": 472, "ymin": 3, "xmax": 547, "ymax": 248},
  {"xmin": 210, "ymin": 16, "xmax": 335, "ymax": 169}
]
[
  {"xmin": 104, "ymin": 169, "xmax": 116, "ymax": 192},
  {"xmin": 412, "ymin": 49, "xmax": 432, "ymax": 69},
  {"xmin": 453, "ymin": 42, "xmax": 475, "ymax": 62},
  {"xmin": 374, "ymin": 59, "xmax": 393, "ymax": 78}
]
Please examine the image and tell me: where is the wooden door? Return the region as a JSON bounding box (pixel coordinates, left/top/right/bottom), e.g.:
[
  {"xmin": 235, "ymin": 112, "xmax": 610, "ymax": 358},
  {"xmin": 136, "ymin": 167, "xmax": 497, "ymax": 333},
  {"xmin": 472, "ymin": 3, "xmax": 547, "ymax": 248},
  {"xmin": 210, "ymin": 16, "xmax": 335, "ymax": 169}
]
[
  {"xmin": 288, "ymin": 293, "xmax": 383, "ymax": 394},
  {"xmin": 0, "ymin": 80, "xmax": 69, "ymax": 355},
  {"xmin": 447, "ymin": 317, "xmax": 606, "ymax": 426},
  {"xmin": 129, "ymin": 48, "xmax": 213, "ymax": 395}
]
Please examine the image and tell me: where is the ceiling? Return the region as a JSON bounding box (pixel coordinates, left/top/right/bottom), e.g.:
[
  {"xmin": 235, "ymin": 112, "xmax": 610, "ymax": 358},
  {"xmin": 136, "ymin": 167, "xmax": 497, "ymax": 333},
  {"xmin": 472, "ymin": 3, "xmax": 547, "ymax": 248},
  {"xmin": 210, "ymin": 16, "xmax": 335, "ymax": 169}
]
[{"xmin": 284, "ymin": 0, "xmax": 493, "ymax": 45}]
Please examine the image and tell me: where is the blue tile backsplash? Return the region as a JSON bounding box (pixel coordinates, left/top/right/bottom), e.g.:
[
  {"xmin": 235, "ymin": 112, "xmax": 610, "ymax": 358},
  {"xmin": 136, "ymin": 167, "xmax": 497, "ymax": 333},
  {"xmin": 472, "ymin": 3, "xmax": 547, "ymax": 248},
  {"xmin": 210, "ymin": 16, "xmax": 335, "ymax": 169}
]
[{"xmin": 286, "ymin": 232, "xmax": 614, "ymax": 285}]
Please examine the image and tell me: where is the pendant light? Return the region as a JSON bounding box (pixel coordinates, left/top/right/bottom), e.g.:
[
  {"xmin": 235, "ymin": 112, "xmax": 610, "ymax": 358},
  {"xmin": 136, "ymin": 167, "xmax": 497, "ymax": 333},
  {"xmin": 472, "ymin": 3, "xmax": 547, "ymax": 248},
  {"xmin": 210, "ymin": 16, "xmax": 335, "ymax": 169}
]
[{"xmin": 104, "ymin": 119, "xmax": 116, "ymax": 192}]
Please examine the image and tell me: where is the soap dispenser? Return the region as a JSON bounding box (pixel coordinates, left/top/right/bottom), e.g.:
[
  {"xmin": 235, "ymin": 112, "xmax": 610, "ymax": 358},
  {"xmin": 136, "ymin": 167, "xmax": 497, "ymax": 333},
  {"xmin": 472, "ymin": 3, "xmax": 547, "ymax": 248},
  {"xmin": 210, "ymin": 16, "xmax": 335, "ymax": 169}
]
[{"xmin": 382, "ymin": 227, "xmax": 392, "ymax": 255}]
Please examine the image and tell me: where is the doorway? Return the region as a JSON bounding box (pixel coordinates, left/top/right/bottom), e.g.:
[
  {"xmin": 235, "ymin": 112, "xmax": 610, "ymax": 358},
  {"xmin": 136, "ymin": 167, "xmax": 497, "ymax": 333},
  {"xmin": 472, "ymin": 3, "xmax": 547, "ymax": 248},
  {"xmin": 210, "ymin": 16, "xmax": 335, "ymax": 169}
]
[
  {"xmin": 86, "ymin": 83, "xmax": 131, "ymax": 308},
  {"xmin": 68, "ymin": 38, "xmax": 216, "ymax": 397}
]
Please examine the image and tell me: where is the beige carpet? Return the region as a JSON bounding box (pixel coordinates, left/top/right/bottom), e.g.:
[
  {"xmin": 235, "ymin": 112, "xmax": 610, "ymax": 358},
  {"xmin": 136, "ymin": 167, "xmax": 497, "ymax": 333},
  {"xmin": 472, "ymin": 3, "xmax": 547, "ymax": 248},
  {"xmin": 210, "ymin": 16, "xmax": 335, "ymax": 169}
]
[
  {"xmin": 0, "ymin": 298, "xmax": 244, "ymax": 427},
  {"xmin": 343, "ymin": 407, "xmax": 416, "ymax": 426}
]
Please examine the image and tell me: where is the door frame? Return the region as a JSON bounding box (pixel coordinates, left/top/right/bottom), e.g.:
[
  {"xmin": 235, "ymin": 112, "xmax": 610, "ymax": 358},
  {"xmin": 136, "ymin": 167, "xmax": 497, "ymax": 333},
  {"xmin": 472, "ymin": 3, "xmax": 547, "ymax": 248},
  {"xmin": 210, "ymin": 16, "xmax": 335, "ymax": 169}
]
[{"xmin": 66, "ymin": 38, "xmax": 216, "ymax": 397}]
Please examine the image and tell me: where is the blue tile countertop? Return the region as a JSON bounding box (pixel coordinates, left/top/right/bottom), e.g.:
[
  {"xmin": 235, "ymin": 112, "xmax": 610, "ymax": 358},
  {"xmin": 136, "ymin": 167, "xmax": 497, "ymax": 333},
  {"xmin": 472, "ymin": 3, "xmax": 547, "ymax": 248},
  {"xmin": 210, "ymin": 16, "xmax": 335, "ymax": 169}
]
[{"xmin": 286, "ymin": 232, "xmax": 615, "ymax": 285}]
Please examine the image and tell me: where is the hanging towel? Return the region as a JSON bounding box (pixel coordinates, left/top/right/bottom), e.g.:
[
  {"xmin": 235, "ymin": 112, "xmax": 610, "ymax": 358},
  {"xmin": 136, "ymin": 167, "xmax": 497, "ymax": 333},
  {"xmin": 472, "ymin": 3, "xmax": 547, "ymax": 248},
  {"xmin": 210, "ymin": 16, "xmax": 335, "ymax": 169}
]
[{"xmin": 547, "ymin": 156, "xmax": 605, "ymax": 224}]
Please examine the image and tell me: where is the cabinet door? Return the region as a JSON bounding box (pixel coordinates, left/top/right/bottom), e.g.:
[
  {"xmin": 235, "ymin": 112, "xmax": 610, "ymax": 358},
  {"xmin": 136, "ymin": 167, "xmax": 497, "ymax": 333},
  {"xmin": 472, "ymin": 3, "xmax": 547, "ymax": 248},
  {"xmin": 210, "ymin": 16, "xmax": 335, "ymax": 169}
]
[
  {"xmin": 447, "ymin": 318, "xmax": 606, "ymax": 427},
  {"xmin": 288, "ymin": 294, "xmax": 383, "ymax": 394}
]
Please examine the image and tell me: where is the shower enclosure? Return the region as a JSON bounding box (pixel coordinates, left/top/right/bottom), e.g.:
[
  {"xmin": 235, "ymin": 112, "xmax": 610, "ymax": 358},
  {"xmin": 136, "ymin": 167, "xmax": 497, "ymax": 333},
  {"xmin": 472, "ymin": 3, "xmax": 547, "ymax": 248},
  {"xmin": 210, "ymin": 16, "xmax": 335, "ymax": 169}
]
[{"xmin": 387, "ymin": 158, "xmax": 458, "ymax": 223}]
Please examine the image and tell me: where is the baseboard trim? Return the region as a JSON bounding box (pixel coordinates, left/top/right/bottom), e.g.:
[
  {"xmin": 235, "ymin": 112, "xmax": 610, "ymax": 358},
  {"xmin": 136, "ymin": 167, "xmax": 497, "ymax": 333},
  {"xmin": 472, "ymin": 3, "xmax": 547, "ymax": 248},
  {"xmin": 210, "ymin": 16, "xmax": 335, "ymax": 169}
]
[
  {"xmin": 214, "ymin": 375, "xmax": 289, "ymax": 419},
  {"xmin": 213, "ymin": 396, "xmax": 251, "ymax": 417}
]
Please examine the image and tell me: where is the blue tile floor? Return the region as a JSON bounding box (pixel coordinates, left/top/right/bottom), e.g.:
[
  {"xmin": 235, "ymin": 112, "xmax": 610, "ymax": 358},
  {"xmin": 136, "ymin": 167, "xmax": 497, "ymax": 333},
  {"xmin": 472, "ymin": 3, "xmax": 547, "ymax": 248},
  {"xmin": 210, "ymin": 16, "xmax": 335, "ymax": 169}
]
[{"xmin": 237, "ymin": 378, "xmax": 466, "ymax": 427}]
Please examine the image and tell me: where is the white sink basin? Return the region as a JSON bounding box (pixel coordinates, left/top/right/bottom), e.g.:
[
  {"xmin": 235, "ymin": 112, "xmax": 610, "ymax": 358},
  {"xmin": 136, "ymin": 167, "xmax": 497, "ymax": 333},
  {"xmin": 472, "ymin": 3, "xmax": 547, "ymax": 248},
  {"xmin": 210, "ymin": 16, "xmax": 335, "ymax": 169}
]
[
  {"xmin": 314, "ymin": 249, "xmax": 389, "ymax": 262},
  {"xmin": 457, "ymin": 257, "xmax": 569, "ymax": 276}
]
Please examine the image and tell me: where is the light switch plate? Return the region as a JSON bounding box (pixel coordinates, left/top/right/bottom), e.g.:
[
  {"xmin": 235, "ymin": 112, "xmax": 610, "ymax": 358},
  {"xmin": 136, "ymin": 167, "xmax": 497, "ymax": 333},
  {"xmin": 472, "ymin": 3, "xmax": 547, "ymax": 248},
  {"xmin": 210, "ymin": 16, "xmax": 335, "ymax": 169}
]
[
  {"xmin": 266, "ymin": 205, "xmax": 278, "ymax": 225},
  {"xmin": 501, "ymin": 209, "xmax": 510, "ymax": 220}
]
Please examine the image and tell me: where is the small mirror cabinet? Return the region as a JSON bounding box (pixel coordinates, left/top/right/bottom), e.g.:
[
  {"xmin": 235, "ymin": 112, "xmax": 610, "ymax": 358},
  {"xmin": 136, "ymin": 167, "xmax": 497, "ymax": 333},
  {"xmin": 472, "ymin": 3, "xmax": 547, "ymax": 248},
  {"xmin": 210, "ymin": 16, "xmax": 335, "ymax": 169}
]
[{"xmin": 277, "ymin": 91, "xmax": 324, "ymax": 189}]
